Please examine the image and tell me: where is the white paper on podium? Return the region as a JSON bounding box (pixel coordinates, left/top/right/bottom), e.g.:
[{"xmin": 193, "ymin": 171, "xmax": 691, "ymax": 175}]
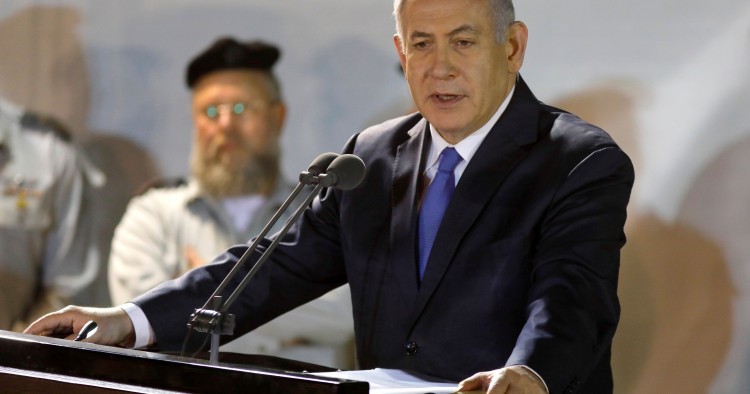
[{"xmin": 311, "ymin": 368, "xmax": 459, "ymax": 393}]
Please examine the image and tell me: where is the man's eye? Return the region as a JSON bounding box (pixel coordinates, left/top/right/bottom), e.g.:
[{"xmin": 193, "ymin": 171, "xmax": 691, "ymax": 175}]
[
  {"xmin": 456, "ymin": 40, "xmax": 473, "ymax": 48},
  {"xmin": 413, "ymin": 41, "xmax": 429, "ymax": 50},
  {"xmin": 233, "ymin": 103, "xmax": 246, "ymax": 115}
]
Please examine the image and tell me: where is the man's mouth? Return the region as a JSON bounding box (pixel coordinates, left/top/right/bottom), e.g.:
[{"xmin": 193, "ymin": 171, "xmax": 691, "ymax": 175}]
[{"xmin": 432, "ymin": 94, "xmax": 463, "ymax": 105}]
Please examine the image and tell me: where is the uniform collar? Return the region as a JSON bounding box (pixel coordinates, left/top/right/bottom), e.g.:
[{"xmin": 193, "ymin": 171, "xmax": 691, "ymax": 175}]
[{"xmin": 185, "ymin": 176, "xmax": 295, "ymax": 207}]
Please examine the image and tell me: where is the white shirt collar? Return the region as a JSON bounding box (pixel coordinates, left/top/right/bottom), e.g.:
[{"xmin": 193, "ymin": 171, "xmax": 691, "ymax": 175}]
[{"xmin": 424, "ymin": 84, "xmax": 516, "ymax": 182}]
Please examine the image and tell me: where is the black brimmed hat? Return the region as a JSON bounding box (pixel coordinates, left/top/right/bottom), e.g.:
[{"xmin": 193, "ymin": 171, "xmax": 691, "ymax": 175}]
[{"xmin": 185, "ymin": 37, "xmax": 280, "ymax": 88}]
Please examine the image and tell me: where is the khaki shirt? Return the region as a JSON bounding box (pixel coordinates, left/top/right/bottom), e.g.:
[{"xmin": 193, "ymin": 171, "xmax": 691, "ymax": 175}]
[{"xmin": 0, "ymin": 99, "xmax": 100, "ymax": 330}]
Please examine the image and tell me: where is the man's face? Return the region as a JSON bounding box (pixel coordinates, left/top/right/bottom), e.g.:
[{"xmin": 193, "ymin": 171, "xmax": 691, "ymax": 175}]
[
  {"xmin": 190, "ymin": 69, "xmax": 286, "ymax": 196},
  {"xmin": 395, "ymin": 0, "xmax": 526, "ymax": 144}
]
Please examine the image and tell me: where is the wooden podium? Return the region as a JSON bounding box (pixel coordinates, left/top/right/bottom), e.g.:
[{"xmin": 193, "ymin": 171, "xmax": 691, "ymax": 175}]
[{"xmin": 0, "ymin": 330, "xmax": 368, "ymax": 393}]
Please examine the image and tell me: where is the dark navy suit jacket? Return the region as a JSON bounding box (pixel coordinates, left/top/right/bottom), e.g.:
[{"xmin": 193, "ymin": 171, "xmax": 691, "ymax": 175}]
[{"xmin": 136, "ymin": 77, "xmax": 633, "ymax": 394}]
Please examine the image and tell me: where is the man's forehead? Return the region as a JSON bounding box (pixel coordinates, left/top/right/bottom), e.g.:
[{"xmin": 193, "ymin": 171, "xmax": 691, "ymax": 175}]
[
  {"xmin": 408, "ymin": 24, "xmax": 483, "ymax": 39},
  {"xmin": 192, "ymin": 71, "xmax": 270, "ymax": 96},
  {"xmin": 401, "ymin": 0, "xmax": 489, "ymax": 35},
  {"xmin": 194, "ymin": 69, "xmax": 267, "ymax": 86}
]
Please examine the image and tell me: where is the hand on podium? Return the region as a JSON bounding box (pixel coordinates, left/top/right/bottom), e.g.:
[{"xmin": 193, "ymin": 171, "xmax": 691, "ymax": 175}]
[
  {"xmin": 457, "ymin": 366, "xmax": 547, "ymax": 394},
  {"xmin": 24, "ymin": 305, "xmax": 135, "ymax": 348}
]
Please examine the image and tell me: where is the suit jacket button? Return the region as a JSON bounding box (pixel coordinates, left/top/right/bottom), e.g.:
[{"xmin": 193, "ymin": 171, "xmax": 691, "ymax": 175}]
[{"xmin": 405, "ymin": 342, "xmax": 418, "ymax": 355}]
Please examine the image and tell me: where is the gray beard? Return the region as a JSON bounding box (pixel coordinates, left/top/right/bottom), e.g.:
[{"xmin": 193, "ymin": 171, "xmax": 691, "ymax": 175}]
[{"xmin": 190, "ymin": 143, "xmax": 280, "ymax": 198}]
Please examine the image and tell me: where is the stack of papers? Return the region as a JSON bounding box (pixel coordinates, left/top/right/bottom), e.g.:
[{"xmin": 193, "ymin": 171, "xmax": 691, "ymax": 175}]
[{"xmin": 312, "ymin": 368, "xmax": 460, "ymax": 393}]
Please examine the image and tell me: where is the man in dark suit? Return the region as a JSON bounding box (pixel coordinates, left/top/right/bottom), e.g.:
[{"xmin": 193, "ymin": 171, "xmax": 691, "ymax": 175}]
[{"xmin": 26, "ymin": 0, "xmax": 633, "ymax": 392}]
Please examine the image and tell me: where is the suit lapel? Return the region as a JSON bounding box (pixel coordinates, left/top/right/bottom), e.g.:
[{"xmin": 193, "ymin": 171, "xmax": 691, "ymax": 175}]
[
  {"xmin": 410, "ymin": 77, "xmax": 542, "ymax": 326},
  {"xmin": 389, "ymin": 118, "xmax": 429, "ymax": 302}
]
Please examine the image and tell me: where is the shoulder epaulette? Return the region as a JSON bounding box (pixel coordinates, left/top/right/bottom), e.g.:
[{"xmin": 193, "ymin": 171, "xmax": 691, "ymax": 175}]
[
  {"xmin": 134, "ymin": 176, "xmax": 188, "ymax": 196},
  {"xmin": 19, "ymin": 112, "xmax": 72, "ymax": 142}
]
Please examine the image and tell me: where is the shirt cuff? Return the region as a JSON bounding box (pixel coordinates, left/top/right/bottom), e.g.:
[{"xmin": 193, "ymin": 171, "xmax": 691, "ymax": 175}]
[
  {"xmin": 514, "ymin": 364, "xmax": 549, "ymax": 394},
  {"xmin": 121, "ymin": 302, "xmax": 154, "ymax": 349}
]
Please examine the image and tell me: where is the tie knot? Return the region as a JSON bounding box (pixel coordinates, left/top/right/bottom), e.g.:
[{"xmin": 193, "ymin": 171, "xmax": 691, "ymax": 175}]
[{"xmin": 437, "ymin": 147, "xmax": 462, "ymax": 173}]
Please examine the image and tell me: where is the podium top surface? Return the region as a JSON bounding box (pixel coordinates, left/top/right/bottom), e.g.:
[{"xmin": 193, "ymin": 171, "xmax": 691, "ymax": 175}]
[{"xmin": 0, "ymin": 329, "xmax": 368, "ymax": 393}]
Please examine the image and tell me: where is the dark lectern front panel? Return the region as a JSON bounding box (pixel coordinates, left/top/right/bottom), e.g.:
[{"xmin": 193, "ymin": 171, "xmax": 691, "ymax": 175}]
[{"xmin": 0, "ymin": 330, "xmax": 367, "ymax": 393}]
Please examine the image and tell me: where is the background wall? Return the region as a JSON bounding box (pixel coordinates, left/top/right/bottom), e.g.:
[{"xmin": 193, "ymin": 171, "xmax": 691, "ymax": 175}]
[{"xmin": 1, "ymin": 1, "xmax": 749, "ymax": 393}]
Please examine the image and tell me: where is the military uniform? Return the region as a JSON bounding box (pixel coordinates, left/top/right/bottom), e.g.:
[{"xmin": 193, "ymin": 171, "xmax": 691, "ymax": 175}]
[
  {"xmin": 108, "ymin": 177, "xmax": 354, "ymax": 367},
  {"xmin": 0, "ymin": 99, "xmax": 102, "ymax": 330}
]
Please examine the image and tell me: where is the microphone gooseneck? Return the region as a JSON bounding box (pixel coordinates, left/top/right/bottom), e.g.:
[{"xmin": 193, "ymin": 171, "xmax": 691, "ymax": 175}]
[
  {"xmin": 188, "ymin": 153, "xmax": 340, "ymax": 331},
  {"xmin": 186, "ymin": 152, "xmax": 366, "ymax": 364}
]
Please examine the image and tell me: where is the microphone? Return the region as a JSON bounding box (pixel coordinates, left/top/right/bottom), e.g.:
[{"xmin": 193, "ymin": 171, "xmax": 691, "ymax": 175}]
[
  {"xmin": 300, "ymin": 152, "xmax": 339, "ymax": 185},
  {"xmin": 187, "ymin": 152, "xmax": 366, "ymax": 364},
  {"xmin": 318, "ymin": 154, "xmax": 366, "ymax": 190}
]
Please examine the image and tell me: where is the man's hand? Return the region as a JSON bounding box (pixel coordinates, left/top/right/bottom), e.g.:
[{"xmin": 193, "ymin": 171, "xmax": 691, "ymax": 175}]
[
  {"xmin": 458, "ymin": 366, "xmax": 547, "ymax": 394},
  {"xmin": 24, "ymin": 305, "xmax": 136, "ymax": 348}
]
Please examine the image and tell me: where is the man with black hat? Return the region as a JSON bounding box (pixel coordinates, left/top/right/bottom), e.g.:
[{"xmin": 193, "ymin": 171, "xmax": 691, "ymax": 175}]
[{"xmin": 107, "ymin": 37, "xmax": 354, "ymax": 367}]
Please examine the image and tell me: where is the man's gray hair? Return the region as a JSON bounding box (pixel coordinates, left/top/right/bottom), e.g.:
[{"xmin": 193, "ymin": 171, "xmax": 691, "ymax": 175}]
[{"xmin": 393, "ymin": 0, "xmax": 515, "ymax": 48}]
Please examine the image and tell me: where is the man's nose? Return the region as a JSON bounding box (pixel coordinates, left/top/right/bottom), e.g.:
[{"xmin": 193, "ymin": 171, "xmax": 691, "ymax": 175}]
[
  {"xmin": 429, "ymin": 45, "xmax": 456, "ymax": 80},
  {"xmin": 214, "ymin": 110, "xmax": 239, "ymax": 130},
  {"xmin": 213, "ymin": 106, "xmax": 239, "ymax": 129}
]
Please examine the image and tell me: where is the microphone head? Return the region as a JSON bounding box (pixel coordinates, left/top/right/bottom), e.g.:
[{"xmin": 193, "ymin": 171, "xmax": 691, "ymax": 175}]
[
  {"xmin": 325, "ymin": 154, "xmax": 366, "ymax": 190},
  {"xmin": 307, "ymin": 152, "xmax": 339, "ymax": 175}
]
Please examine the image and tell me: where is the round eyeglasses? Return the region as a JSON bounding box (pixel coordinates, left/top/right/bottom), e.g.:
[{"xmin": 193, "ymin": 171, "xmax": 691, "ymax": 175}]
[{"xmin": 202, "ymin": 101, "xmax": 273, "ymax": 120}]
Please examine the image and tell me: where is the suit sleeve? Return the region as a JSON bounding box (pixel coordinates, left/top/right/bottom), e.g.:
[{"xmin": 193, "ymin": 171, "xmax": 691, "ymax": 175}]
[{"xmin": 506, "ymin": 146, "xmax": 634, "ymax": 393}]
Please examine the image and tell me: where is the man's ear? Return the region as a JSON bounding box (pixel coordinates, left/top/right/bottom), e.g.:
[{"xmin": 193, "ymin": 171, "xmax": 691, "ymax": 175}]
[
  {"xmin": 505, "ymin": 22, "xmax": 528, "ymax": 73},
  {"xmin": 394, "ymin": 35, "xmax": 407, "ymax": 75},
  {"xmin": 272, "ymin": 103, "xmax": 287, "ymax": 136}
]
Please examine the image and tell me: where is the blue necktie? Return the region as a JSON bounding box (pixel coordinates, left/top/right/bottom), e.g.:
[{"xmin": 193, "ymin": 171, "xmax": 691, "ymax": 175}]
[{"xmin": 418, "ymin": 147, "xmax": 462, "ymax": 280}]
